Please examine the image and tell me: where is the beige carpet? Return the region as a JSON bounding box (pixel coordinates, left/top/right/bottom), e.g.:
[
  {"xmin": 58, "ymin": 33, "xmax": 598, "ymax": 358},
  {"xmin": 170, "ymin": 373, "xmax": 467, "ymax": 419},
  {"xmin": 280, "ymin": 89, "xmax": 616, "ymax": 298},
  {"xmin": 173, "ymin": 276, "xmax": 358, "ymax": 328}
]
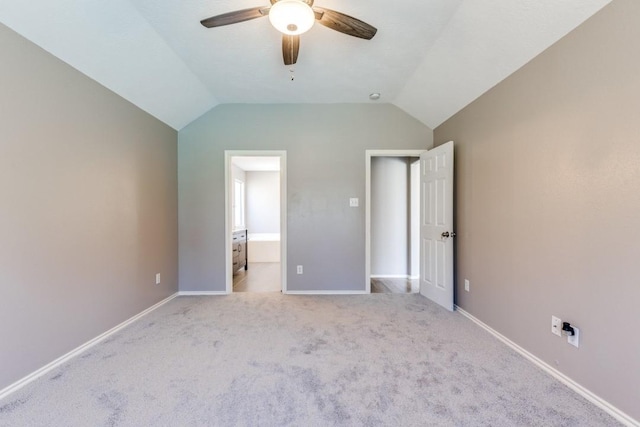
[{"xmin": 0, "ymin": 293, "xmax": 620, "ymax": 426}]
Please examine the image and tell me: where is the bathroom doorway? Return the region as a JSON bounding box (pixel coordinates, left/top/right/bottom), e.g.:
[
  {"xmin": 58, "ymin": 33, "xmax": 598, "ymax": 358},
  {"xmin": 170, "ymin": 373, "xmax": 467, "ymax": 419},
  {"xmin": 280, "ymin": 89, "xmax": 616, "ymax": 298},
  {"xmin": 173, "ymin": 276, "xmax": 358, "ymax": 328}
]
[{"xmin": 225, "ymin": 151, "xmax": 287, "ymax": 293}]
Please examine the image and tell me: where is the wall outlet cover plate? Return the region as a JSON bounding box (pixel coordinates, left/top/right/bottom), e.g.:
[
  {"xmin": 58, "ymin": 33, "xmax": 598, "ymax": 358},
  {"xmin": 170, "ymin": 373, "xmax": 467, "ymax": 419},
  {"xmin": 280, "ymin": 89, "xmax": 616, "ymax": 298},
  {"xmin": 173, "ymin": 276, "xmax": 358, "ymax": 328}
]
[{"xmin": 568, "ymin": 327, "xmax": 580, "ymax": 348}]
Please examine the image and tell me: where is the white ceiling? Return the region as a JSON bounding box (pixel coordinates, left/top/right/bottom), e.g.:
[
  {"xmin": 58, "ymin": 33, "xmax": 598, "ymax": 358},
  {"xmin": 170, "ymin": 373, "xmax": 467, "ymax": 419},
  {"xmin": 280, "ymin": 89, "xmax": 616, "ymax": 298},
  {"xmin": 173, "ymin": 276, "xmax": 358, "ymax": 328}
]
[
  {"xmin": 0, "ymin": 0, "xmax": 610, "ymax": 130},
  {"xmin": 232, "ymin": 156, "xmax": 281, "ymax": 172}
]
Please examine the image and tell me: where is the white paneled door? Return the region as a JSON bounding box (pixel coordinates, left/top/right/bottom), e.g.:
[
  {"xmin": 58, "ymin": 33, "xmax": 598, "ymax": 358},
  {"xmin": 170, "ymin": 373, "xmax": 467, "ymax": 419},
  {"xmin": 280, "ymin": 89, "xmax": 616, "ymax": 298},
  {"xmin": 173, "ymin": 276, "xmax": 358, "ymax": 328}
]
[{"xmin": 419, "ymin": 141, "xmax": 454, "ymax": 311}]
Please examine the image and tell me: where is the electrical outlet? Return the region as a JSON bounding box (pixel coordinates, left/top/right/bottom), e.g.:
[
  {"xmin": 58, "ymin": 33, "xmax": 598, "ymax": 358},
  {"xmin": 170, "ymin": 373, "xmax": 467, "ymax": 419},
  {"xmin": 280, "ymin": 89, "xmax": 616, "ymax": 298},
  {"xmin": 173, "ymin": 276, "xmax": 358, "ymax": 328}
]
[
  {"xmin": 464, "ymin": 279, "xmax": 470, "ymax": 292},
  {"xmin": 551, "ymin": 316, "xmax": 562, "ymax": 337},
  {"xmin": 297, "ymin": 265, "xmax": 303, "ymax": 275},
  {"xmin": 155, "ymin": 273, "xmax": 161, "ymax": 285},
  {"xmin": 567, "ymin": 327, "xmax": 580, "ymax": 348}
]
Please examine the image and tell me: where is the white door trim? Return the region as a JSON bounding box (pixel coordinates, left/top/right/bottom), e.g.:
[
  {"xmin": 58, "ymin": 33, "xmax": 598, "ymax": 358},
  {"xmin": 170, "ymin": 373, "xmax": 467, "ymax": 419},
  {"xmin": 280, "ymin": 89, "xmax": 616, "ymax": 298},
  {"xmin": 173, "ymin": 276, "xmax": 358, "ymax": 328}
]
[
  {"xmin": 365, "ymin": 149, "xmax": 427, "ymax": 293},
  {"xmin": 224, "ymin": 150, "xmax": 287, "ymax": 294}
]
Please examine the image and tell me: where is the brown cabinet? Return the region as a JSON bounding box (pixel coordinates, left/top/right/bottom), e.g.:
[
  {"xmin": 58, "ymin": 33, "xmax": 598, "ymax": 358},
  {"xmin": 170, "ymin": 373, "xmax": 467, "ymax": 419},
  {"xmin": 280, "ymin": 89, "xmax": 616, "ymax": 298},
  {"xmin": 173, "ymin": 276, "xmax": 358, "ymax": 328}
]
[{"xmin": 232, "ymin": 229, "xmax": 248, "ymax": 274}]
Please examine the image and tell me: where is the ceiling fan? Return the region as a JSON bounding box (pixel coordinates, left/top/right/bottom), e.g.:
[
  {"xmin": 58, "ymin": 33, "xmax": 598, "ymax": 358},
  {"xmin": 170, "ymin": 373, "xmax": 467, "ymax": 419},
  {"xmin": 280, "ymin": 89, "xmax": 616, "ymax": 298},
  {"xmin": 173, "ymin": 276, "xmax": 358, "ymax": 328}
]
[{"xmin": 200, "ymin": 0, "xmax": 377, "ymax": 65}]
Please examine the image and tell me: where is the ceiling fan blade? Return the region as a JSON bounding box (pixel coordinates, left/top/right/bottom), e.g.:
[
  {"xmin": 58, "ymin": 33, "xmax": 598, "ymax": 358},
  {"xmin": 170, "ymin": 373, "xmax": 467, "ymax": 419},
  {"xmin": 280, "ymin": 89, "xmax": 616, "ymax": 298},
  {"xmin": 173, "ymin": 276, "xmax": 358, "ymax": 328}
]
[
  {"xmin": 282, "ymin": 34, "xmax": 300, "ymax": 65},
  {"xmin": 200, "ymin": 7, "xmax": 268, "ymax": 28},
  {"xmin": 313, "ymin": 8, "xmax": 377, "ymax": 40}
]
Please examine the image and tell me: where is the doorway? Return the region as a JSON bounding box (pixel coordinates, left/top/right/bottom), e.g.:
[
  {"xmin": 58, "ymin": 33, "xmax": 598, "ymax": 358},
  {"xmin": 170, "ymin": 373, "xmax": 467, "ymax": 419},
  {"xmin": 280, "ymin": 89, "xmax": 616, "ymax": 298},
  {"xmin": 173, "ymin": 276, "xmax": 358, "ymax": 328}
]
[
  {"xmin": 367, "ymin": 153, "xmax": 422, "ymax": 293},
  {"xmin": 225, "ymin": 151, "xmax": 287, "ymax": 293},
  {"xmin": 366, "ymin": 144, "xmax": 455, "ymax": 311}
]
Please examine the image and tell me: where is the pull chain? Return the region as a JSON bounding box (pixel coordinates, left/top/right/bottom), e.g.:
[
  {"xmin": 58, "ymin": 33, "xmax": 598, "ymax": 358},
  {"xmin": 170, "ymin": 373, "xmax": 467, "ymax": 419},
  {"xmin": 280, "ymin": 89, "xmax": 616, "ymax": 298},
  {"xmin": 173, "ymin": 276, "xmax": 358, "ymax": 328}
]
[{"xmin": 289, "ymin": 67, "xmax": 295, "ymax": 81}]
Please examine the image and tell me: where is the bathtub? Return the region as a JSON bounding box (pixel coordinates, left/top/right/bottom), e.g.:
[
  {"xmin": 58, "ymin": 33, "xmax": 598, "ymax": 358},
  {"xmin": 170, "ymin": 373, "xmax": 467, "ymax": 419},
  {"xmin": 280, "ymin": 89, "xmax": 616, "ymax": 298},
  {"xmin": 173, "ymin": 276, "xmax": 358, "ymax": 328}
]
[{"xmin": 248, "ymin": 233, "xmax": 281, "ymax": 262}]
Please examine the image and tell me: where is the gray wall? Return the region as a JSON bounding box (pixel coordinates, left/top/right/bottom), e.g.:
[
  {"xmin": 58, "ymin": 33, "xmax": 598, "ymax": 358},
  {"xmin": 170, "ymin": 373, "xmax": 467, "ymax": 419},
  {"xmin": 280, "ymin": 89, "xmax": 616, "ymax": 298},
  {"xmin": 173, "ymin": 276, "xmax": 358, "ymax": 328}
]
[
  {"xmin": 0, "ymin": 24, "xmax": 178, "ymax": 390},
  {"xmin": 246, "ymin": 171, "xmax": 280, "ymax": 234},
  {"xmin": 434, "ymin": 0, "xmax": 640, "ymax": 419},
  {"xmin": 371, "ymin": 157, "xmax": 410, "ymax": 276},
  {"xmin": 179, "ymin": 104, "xmax": 432, "ymax": 292}
]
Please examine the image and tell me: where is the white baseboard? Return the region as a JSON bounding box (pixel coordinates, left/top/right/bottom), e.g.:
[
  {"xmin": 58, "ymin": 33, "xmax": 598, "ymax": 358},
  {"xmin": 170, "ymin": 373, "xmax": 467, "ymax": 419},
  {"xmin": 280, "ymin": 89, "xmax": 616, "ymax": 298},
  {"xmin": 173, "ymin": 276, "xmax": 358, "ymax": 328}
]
[
  {"xmin": 285, "ymin": 290, "xmax": 368, "ymax": 295},
  {"xmin": 370, "ymin": 274, "xmax": 420, "ymax": 280},
  {"xmin": 178, "ymin": 291, "xmax": 228, "ymax": 296},
  {"xmin": 456, "ymin": 306, "xmax": 639, "ymax": 427},
  {"xmin": 0, "ymin": 292, "xmax": 179, "ymax": 402},
  {"xmin": 371, "ymin": 274, "xmax": 411, "ymax": 279},
  {"xmin": 180, "ymin": 290, "xmax": 368, "ymax": 296}
]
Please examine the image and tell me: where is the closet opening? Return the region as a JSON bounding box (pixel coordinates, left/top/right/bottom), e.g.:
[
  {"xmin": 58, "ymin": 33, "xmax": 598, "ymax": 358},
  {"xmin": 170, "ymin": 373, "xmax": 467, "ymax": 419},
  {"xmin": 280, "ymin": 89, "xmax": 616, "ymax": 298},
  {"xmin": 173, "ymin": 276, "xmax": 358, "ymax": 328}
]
[{"xmin": 365, "ymin": 150, "xmax": 425, "ymax": 293}]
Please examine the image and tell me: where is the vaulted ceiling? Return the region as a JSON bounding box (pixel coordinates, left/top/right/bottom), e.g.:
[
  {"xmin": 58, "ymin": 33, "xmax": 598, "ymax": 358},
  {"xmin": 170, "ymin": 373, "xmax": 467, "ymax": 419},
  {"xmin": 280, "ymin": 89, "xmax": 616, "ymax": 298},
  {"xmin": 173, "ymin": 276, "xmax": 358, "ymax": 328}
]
[{"xmin": 0, "ymin": 0, "xmax": 610, "ymax": 130}]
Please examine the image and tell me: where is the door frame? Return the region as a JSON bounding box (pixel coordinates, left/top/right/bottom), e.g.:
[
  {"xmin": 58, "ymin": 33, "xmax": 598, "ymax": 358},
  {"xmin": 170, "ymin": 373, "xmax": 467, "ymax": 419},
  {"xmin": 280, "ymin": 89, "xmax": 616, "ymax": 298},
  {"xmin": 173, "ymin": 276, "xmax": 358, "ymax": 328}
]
[
  {"xmin": 224, "ymin": 150, "xmax": 287, "ymax": 294},
  {"xmin": 365, "ymin": 149, "xmax": 427, "ymax": 293}
]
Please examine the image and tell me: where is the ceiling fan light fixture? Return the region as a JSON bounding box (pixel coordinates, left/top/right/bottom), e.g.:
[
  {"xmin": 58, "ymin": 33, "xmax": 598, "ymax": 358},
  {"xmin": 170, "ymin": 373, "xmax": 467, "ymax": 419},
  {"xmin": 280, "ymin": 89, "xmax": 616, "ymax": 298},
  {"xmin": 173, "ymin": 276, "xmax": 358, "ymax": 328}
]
[{"xmin": 269, "ymin": 0, "xmax": 315, "ymax": 35}]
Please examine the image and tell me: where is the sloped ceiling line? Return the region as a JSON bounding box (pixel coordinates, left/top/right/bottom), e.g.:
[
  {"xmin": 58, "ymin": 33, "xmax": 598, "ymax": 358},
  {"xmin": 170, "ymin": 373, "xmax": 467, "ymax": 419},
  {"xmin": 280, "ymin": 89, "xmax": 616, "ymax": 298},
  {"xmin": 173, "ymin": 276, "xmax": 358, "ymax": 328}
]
[{"xmin": 0, "ymin": 0, "xmax": 611, "ymax": 130}]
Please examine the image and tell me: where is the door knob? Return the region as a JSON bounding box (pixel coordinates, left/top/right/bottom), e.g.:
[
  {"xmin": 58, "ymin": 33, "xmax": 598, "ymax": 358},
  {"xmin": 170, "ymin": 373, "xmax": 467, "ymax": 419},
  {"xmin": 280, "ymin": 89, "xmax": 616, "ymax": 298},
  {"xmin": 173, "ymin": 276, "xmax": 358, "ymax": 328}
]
[{"xmin": 441, "ymin": 231, "xmax": 456, "ymax": 239}]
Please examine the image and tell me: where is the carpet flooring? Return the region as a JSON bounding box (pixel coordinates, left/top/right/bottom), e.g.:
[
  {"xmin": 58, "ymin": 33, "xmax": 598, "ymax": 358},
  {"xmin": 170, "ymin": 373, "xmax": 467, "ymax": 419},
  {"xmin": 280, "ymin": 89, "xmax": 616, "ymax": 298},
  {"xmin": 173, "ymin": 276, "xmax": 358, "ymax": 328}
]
[{"xmin": 0, "ymin": 293, "xmax": 620, "ymax": 426}]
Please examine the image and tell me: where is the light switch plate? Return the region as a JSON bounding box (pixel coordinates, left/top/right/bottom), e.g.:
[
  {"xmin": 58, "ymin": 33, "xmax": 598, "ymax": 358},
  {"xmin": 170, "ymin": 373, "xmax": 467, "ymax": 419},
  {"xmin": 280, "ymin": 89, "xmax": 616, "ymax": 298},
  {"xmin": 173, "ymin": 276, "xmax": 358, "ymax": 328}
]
[{"xmin": 349, "ymin": 198, "xmax": 359, "ymax": 207}]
